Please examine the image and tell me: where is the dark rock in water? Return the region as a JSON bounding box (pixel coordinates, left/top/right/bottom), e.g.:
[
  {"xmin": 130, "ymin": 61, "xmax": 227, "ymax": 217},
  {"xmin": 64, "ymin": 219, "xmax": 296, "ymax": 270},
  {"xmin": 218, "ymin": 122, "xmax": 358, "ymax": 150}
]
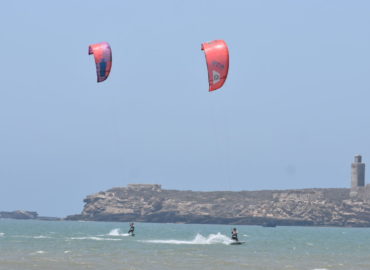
[{"xmin": 65, "ymin": 184, "xmax": 370, "ymax": 227}]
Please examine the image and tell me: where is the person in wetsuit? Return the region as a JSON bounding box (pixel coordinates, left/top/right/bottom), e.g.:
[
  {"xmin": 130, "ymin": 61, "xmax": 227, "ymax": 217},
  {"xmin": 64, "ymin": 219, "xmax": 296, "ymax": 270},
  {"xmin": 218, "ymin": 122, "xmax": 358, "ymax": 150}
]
[
  {"xmin": 231, "ymin": 228, "xmax": 238, "ymax": 241},
  {"xmin": 128, "ymin": 222, "xmax": 135, "ymax": 235}
]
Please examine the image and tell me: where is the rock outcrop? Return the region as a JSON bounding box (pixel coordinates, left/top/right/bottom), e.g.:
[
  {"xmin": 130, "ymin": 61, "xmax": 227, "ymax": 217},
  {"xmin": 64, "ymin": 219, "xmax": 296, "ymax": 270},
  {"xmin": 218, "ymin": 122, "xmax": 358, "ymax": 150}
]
[
  {"xmin": 66, "ymin": 184, "xmax": 370, "ymax": 227},
  {"xmin": 0, "ymin": 210, "xmax": 61, "ymax": 221},
  {"xmin": 0, "ymin": 210, "xmax": 38, "ymax": 219}
]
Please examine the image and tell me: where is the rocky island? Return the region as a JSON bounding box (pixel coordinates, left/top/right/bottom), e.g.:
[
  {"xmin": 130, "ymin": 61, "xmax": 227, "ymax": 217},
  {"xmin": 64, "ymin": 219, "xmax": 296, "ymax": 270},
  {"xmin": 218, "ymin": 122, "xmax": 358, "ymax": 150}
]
[
  {"xmin": 0, "ymin": 210, "xmax": 39, "ymax": 219},
  {"xmin": 67, "ymin": 155, "xmax": 370, "ymax": 227},
  {"xmin": 66, "ymin": 183, "xmax": 370, "ymax": 227},
  {"xmin": 0, "ymin": 210, "xmax": 60, "ymax": 221}
]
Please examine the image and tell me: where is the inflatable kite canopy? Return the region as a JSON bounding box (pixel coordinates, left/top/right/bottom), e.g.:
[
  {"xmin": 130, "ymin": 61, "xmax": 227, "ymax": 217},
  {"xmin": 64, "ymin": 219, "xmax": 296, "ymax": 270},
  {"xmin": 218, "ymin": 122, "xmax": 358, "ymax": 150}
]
[
  {"xmin": 201, "ymin": 40, "xmax": 229, "ymax": 91},
  {"xmin": 88, "ymin": 42, "xmax": 112, "ymax": 82}
]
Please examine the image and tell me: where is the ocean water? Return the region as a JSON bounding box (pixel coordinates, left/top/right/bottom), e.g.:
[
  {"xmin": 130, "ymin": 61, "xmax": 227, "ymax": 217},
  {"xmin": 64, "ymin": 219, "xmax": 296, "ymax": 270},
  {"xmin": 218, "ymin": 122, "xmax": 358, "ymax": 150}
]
[{"xmin": 1, "ymin": 220, "xmax": 370, "ymax": 270}]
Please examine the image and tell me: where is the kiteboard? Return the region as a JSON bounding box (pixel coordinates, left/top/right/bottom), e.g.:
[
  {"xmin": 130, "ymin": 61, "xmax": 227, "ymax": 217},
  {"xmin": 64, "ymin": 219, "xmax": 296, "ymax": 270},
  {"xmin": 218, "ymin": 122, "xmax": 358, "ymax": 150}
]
[{"xmin": 230, "ymin": 241, "xmax": 245, "ymax": 245}]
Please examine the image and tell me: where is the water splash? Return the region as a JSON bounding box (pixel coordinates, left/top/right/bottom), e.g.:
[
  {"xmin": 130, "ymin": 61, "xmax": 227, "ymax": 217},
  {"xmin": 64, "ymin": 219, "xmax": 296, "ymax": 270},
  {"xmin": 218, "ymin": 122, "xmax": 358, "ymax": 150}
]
[
  {"xmin": 108, "ymin": 228, "xmax": 130, "ymax": 237},
  {"xmin": 142, "ymin": 232, "xmax": 233, "ymax": 245}
]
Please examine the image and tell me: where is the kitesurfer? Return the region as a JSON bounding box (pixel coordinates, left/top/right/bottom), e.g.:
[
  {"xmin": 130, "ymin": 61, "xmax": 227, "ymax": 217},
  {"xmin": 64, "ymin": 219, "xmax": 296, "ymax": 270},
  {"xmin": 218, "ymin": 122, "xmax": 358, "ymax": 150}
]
[
  {"xmin": 231, "ymin": 228, "xmax": 238, "ymax": 241},
  {"xmin": 128, "ymin": 222, "xmax": 135, "ymax": 235}
]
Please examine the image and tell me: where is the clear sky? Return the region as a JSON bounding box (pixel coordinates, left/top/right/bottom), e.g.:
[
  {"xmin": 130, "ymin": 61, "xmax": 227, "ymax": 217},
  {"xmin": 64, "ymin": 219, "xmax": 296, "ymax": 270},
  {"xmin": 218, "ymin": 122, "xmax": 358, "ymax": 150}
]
[{"xmin": 1, "ymin": 0, "xmax": 370, "ymax": 217}]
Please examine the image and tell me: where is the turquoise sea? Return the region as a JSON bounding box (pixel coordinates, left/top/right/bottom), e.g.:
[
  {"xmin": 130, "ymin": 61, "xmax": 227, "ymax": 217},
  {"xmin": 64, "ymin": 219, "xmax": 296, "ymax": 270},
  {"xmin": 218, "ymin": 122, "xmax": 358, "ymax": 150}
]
[{"xmin": 1, "ymin": 219, "xmax": 370, "ymax": 270}]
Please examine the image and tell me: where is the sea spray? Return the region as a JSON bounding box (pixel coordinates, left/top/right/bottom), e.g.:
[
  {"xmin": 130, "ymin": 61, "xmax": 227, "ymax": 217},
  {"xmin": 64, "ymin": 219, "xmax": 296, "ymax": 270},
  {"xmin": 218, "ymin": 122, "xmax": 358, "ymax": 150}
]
[
  {"xmin": 142, "ymin": 232, "xmax": 233, "ymax": 245},
  {"xmin": 108, "ymin": 228, "xmax": 130, "ymax": 237}
]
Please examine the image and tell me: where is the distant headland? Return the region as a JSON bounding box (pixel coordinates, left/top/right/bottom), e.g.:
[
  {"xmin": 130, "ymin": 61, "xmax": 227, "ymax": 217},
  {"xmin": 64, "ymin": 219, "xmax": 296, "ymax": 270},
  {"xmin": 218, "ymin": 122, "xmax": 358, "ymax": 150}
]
[
  {"xmin": 4, "ymin": 155, "xmax": 370, "ymax": 227},
  {"xmin": 64, "ymin": 184, "xmax": 368, "ymax": 227},
  {"xmin": 0, "ymin": 210, "xmax": 60, "ymax": 221},
  {"xmin": 64, "ymin": 155, "xmax": 370, "ymax": 227}
]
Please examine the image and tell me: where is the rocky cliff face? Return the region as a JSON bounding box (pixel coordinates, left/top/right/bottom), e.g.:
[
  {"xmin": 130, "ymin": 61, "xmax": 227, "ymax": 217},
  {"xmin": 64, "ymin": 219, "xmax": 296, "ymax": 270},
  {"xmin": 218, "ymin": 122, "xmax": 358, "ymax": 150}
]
[{"xmin": 66, "ymin": 184, "xmax": 370, "ymax": 227}]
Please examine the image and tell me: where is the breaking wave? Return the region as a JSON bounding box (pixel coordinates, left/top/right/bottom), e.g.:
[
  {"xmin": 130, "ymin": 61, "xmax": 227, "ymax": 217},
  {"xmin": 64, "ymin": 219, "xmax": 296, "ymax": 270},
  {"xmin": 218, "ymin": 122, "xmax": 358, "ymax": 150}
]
[
  {"xmin": 0, "ymin": 232, "xmax": 4, "ymax": 237},
  {"xmin": 142, "ymin": 232, "xmax": 233, "ymax": 245}
]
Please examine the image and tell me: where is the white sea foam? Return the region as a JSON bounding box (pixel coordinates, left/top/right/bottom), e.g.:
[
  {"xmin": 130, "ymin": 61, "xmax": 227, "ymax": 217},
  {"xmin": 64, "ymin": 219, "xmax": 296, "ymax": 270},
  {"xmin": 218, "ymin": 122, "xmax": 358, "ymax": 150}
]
[
  {"xmin": 0, "ymin": 232, "xmax": 4, "ymax": 237},
  {"xmin": 33, "ymin": 235, "xmax": 51, "ymax": 239},
  {"xmin": 142, "ymin": 232, "xmax": 233, "ymax": 245},
  {"xmin": 69, "ymin": 236, "xmax": 121, "ymax": 241},
  {"xmin": 30, "ymin": 250, "xmax": 46, "ymax": 255},
  {"xmin": 108, "ymin": 228, "xmax": 130, "ymax": 237},
  {"xmin": 64, "ymin": 250, "xmax": 71, "ymax": 254}
]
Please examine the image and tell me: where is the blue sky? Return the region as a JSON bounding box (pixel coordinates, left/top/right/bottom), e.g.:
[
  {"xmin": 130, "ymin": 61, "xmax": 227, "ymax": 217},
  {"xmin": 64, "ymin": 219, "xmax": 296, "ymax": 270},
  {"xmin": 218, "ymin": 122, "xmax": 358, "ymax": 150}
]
[{"xmin": 1, "ymin": 0, "xmax": 370, "ymax": 216}]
